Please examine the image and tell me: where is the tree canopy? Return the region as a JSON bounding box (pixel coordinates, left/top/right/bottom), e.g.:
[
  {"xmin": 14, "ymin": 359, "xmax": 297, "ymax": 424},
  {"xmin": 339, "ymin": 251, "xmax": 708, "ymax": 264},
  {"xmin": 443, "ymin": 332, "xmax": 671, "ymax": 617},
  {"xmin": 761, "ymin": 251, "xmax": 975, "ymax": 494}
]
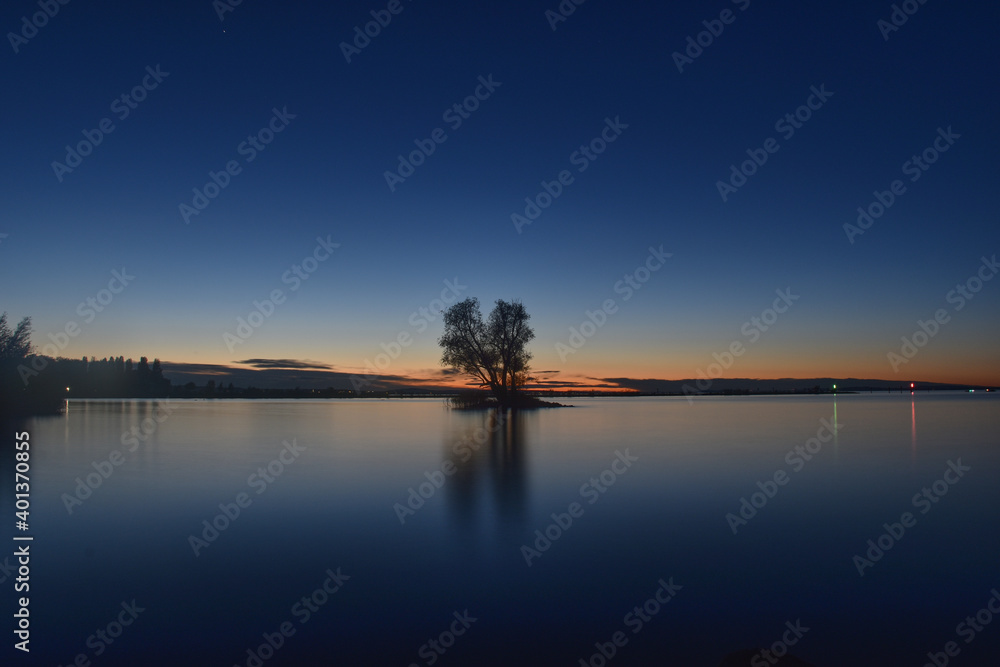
[
  {"xmin": 0, "ymin": 312, "xmax": 32, "ymax": 361},
  {"xmin": 439, "ymin": 298, "xmax": 534, "ymax": 405}
]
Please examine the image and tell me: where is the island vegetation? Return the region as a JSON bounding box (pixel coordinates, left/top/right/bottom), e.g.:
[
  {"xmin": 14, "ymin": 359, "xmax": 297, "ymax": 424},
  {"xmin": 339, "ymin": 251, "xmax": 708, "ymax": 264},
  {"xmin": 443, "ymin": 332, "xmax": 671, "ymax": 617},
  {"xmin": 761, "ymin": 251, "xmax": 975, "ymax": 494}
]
[{"xmin": 439, "ymin": 298, "xmax": 565, "ymax": 409}]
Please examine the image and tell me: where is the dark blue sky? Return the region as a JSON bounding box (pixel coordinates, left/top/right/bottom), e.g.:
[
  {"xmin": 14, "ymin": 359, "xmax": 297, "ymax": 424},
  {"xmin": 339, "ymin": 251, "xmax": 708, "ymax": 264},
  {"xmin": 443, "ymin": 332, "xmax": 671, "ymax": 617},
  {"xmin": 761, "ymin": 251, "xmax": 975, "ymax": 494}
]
[{"xmin": 2, "ymin": 0, "xmax": 998, "ymax": 386}]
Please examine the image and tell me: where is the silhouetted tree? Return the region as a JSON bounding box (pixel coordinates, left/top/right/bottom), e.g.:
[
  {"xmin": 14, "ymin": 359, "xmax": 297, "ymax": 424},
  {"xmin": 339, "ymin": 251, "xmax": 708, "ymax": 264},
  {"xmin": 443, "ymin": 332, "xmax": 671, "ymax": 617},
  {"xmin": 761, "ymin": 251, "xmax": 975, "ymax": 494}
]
[
  {"xmin": 0, "ymin": 313, "xmax": 32, "ymax": 361},
  {"xmin": 0, "ymin": 313, "xmax": 34, "ymax": 413},
  {"xmin": 439, "ymin": 298, "xmax": 534, "ymax": 405}
]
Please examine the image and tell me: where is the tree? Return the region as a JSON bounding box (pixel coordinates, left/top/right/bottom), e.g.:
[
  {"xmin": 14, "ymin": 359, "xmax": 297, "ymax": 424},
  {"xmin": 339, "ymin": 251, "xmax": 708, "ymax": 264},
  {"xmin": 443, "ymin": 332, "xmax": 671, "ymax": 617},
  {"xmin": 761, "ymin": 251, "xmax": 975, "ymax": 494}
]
[
  {"xmin": 0, "ymin": 313, "xmax": 37, "ymax": 415},
  {"xmin": 0, "ymin": 313, "xmax": 32, "ymax": 361},
  {"xmin": 439, "ymin": 298, "xmax": 534, "ymax": 405}
]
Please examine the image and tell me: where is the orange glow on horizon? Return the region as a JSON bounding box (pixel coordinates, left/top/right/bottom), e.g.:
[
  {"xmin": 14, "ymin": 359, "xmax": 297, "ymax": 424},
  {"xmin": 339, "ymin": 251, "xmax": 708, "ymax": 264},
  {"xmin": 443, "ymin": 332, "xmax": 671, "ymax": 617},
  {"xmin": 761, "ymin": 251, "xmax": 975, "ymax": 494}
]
[{"xmin": 68, "ymin": 338, "xmax": 999, "ymax": 390}]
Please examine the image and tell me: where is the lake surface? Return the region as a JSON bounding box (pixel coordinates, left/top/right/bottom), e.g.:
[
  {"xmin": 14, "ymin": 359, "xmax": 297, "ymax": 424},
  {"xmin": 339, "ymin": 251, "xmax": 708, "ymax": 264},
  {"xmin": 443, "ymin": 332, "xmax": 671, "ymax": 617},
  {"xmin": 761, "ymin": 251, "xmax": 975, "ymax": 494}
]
[{"xmin": 4, "ymin": 393, "xmax": 999, "ymax": 665}]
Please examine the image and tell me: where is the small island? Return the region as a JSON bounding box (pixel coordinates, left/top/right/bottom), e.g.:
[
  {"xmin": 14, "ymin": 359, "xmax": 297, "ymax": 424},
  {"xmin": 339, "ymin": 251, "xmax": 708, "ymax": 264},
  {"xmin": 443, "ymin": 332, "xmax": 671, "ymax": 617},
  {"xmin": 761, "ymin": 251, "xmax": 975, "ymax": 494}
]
[{"xmin": 438, "ymin": 297, "xmax": 567, "ymax": 409}]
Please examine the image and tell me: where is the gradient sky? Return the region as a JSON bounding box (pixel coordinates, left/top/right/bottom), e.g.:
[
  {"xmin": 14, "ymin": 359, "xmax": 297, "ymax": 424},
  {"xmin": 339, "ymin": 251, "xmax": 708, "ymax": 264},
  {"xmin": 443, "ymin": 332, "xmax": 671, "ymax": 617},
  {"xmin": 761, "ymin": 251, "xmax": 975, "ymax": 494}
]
[{"xmin": 2, "ymin": 0, "xmax": 998, "ymax": 389}]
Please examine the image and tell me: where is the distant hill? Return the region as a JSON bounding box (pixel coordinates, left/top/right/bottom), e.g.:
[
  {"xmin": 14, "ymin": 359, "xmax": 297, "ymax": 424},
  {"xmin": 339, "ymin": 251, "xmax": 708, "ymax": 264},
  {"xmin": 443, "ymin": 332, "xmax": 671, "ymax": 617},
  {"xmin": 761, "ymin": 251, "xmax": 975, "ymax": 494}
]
[
  {"xmin": 156, "ymin": 361, "xmax": 996, "ymax": 395},
  {"xmin": 602, "ymin": 377, "xmax": 995, "ymax": 395}
]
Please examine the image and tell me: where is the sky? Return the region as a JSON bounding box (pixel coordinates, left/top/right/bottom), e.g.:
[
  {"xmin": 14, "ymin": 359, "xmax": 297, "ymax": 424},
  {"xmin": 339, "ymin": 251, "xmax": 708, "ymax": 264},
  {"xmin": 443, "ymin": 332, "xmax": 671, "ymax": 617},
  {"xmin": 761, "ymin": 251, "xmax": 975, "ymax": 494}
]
[{"xmin": 1, "ymin": 0, "xmax": 998, "ymax": 389}]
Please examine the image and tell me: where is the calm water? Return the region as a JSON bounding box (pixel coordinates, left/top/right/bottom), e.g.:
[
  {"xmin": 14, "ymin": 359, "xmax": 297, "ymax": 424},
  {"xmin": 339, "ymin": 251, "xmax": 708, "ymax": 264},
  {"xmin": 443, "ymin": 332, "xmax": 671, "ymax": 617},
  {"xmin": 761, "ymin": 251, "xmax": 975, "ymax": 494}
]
[{"xmin": 3, "ymin": 394, "xmax": 999, "ymax": 665}]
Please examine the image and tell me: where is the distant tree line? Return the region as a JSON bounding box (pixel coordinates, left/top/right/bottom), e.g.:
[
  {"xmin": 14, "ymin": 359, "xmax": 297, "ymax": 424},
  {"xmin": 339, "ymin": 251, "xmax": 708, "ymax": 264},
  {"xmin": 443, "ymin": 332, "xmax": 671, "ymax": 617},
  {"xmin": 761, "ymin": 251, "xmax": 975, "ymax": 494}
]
[
  {"xmin": 1, "ymin": 311, "xmax": 173, "ymax": 415},
  {"xmin": 173, "ymin": 384, "xmax": 396, "ymax": 399},
  {"xmin": 0, "ymin": 312, "xmax": 424, "ymax": 416},
  {"xmin": 35, "ymin": 355, "xmax": 171, "ymax": 398}
]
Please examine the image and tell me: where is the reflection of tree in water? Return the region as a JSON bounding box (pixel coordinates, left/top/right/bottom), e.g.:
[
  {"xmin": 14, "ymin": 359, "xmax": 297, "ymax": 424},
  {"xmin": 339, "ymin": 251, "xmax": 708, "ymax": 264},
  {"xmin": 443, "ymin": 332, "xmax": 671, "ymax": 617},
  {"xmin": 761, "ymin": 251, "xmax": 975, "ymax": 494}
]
[{"xmin": 443, "ymin": 407, "xmax": 531, "ymax": 529}]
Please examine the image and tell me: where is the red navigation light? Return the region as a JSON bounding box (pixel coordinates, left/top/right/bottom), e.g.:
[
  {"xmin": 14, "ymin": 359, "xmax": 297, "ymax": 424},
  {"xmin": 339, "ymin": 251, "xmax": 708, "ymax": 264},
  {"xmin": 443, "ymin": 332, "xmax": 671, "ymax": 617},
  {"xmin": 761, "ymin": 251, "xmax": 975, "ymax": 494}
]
[{"xmin": 910, "ymin": 383, "xmax": 914, "ymax": 389}]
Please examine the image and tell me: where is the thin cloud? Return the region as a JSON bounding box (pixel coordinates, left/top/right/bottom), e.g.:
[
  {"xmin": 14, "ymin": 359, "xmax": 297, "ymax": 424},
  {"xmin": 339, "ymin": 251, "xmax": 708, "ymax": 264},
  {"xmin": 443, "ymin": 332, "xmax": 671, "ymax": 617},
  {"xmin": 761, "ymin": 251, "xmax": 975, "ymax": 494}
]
[{"xmin": 235, "ymin": 358, "xmax": 334, "ymax": 370}]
